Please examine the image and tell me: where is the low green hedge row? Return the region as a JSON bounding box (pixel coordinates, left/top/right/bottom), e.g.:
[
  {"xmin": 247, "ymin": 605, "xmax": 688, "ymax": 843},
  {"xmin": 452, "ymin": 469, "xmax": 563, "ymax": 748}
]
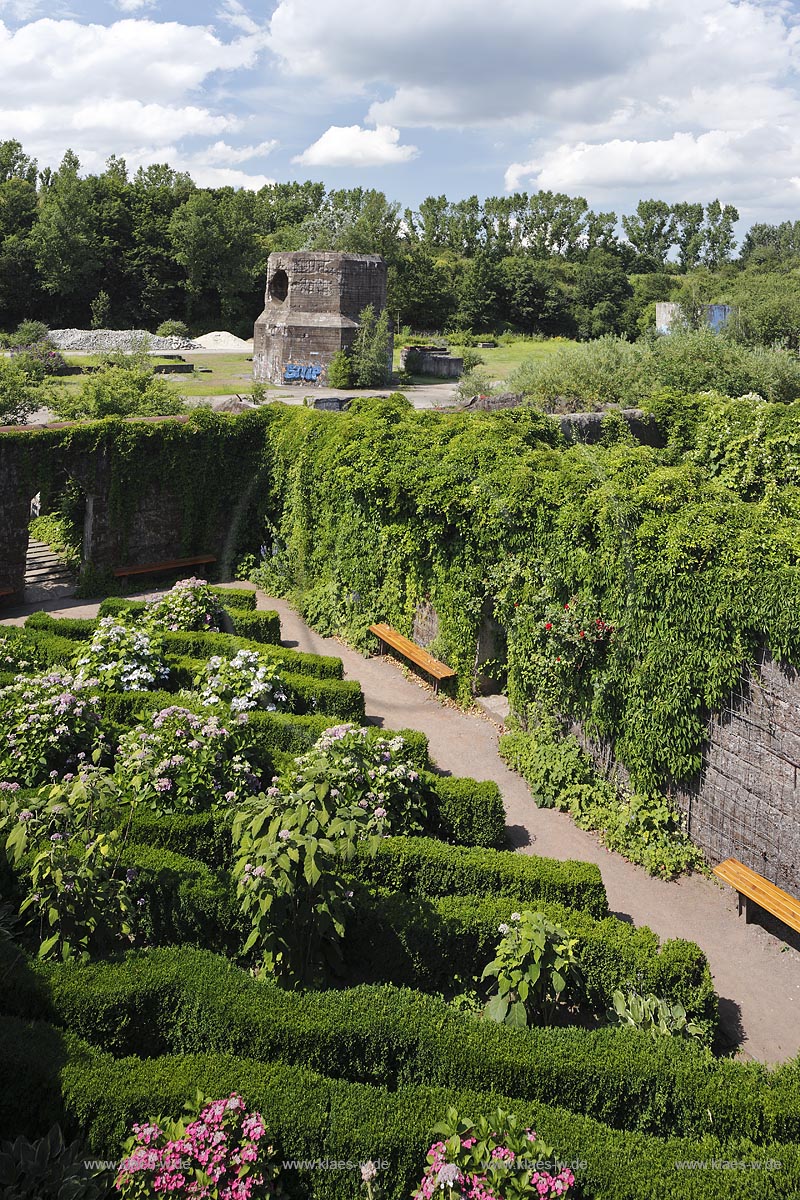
[
  {"xmin": 125, "ymin": 774, "xmax": 504, "ymax": 863},
  {"xmin": 1, "ymin": 1017, "xmax": 794, "ymax": 1200},
  {"xmin": 24, "ymin": 612, "xmax": 342, "ymax": 678},
  {"xmin": 0, "ymin": 947, "xmax": 789, "ymax": 1142},
  {"xmin": 344, "ymin": 889, "xmax": 716, "ymax": 1028},
  {"xmin": 97, "ymin": 595, "xmax": 279, "ymax": 643},
  {"xmin": 349, "ymin": 837, "xmax": 607, "ymax": 916},
  {"xmin": 164, "ymin": 654, "xmax": 364, "ymax": 721},
  {"xmin": 87, "ymin": 842, "xmax": 708, "ymax": 1021},
  {"xmin": 426, "ymin": 775, "xmax": 506, "ymax": 849}
]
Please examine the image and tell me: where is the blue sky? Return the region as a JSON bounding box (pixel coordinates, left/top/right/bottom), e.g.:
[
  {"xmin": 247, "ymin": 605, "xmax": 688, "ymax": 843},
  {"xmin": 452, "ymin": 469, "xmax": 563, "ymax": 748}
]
[{"xmin": 2, "ymin": 0, "xmax": 800, "ymax": 225}]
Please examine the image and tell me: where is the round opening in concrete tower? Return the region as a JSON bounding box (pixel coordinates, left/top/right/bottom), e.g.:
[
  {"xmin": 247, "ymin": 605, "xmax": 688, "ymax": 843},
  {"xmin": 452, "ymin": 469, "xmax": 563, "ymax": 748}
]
[{"xmin": 268, "ymin": 269, "xmax": 289, "ymax": 302}]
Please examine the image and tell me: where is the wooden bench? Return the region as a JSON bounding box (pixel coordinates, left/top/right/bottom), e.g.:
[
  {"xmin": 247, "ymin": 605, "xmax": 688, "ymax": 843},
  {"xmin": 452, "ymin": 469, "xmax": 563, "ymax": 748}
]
[
  {"xmin": 369, "ymin": 622, "xmax": 456, "ymax": 695},
  {"xmin": 113, "ymin": 554, "xmax": 216, "ymax": 579},
  {"xmin": 713, "ymin": 857, "xmax": 800, "ymax": 936},
  {"xmin": 0, "ymin": 587, "xmax": 14, "ymax": 597}
]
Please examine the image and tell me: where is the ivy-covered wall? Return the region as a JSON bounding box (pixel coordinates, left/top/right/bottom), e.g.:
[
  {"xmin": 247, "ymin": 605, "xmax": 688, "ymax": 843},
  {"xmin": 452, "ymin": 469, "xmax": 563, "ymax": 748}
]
[
  {"xmin": 0, "ymin": 409, "xmax": 273, "ymax": 596},
  {"xmin": 4, "ymin": 393, "xmax": 800, "ymax": 882},
  {"xmin": 252, "ymin": 394, "xmax": 800, "ymax": 873}
]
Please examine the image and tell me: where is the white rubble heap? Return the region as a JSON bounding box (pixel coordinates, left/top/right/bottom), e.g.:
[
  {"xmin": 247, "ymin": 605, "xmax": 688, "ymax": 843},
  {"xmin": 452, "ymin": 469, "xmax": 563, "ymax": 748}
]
[{"xmin": 49, "ymin": 328, "xmax": 199, "ymax": 352}]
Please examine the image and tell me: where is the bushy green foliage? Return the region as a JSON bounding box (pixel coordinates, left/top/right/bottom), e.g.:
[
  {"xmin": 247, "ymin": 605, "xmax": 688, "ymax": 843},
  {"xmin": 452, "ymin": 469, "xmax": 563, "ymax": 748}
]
[
  {"xmin": 0, "ymin": 949, "xmax": 774, "ymax": 1143},
  {"xmin": 6, "ymin": 1019, "xmax": 793, "ymax": 1200},
  {"xmin": 155, "ymin": 320, "xmax": 190, "ymax": 339},
  {"xmin": 499, "ymin": 721, "xmax": 705, "ymax": 879},
  {"xmin": 350, "ymin": 304, "xmax": 391, "ymax": 388},
  {"xmin": 508, "ymin": 329, "xmax": 800, "ymax": 410},
  {"xmin": 607, "ymin": 989, "xmax": 704, "ymax": 1042},
  {"xmin": 326, "ymin": 350, "xmax": 352, "ymax": 389},
  {"xmin": 0, "ymin": 1124, "xmax": 111, "ymax": 1200},
  {"xmin": 49, "ymin": 356, "xmax": 183, "ymax": 421},
  {"xmin": 482, "ymin": 910, "xmax": 582, "ymax": 1027},
  {"xmin": 0, "ymin": 355, "xmax": 49, "ymax": 425},
  {"xmin": 347, "ymin": 837, "xmax": 608, "ymax": 917}
]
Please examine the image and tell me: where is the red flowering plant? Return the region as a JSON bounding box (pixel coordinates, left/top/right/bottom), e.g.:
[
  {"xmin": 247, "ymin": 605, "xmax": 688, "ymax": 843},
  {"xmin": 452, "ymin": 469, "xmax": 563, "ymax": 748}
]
[
  {"xmin": 115, "ymin": 1091, "xmax": 282, "ymax": 1200},
  {"xmin": 541, "ymin": 595, "xmax": 613, "ymax": 674},
  {"xmin": 414, "ymin": 1107, "xmax": 576, "ymax": 1200}
]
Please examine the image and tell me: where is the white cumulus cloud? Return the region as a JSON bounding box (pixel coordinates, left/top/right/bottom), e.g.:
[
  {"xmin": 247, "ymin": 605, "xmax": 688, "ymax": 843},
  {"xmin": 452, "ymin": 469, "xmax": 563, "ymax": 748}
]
[{"xmin": 293, "ymin": 124, "xmax": 418, "ymax": 167}]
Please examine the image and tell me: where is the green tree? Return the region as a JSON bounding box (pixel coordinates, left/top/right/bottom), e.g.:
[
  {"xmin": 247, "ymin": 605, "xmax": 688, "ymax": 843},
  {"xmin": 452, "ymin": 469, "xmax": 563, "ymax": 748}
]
[
  {"xmin": 622, "ymin": 199, "xmax": 675, "ymax": 267},
  {"xmin": 49, "ymin": 350, "xmax": 183, "ymax": 420},
  {"xmin": 29, "ymin": 151, "xmax": 101, "ymax": 323},
  {"xmin": 671, "ymin": 202, "xmax": 705, "ymax": 271},
  {"xmin": 455, "ymin": 250, "xmax": 500, "ymax": 331},
  {"xmin": 350, "ymin": 304, "xmax": 391, "ymax": 388},
  {"xmin": 702, "ymin": 199, "xmax": 740, "ymax": 269},
  {"xmin": 388, "ymin": 244, "xmax": 456, "ymax": 330}
]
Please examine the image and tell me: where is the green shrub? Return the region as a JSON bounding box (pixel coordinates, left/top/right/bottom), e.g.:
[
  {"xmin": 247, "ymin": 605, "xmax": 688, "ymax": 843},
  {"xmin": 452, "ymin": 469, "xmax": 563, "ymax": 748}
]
[
  {"xmin": 344, "ymin": 890, "xmax": 716, "ymax": 1030},
  {"xmin": 155, "ymin": 320, "xmax": 190, "ymax": 339},
  {"xmin": 427, "ymin": 775, "xmax": 506, "ymax": 848},
  {"xmin": 0, "ymin": 948, "xmax": 756, "ymax": 1141},
  {"xmin": 499, "ymin": 723, "xmax": 704, "ymax": 880},
  {"xmin": 5, "ymin": 1017, "xmax": 794, "ymax": 1200},
  {"xmin": 327, "ymin": 350, "xmax": 352, "ymax": 389},
  {"xmin": 348, "ymin": 837, "xmax": 608, "ymax": 917}
]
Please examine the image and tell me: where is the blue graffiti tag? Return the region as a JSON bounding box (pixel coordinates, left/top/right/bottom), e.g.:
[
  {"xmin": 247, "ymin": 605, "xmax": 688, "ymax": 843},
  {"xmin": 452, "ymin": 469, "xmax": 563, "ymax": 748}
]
[{"xmin": 284, "ymin": 363, "xmax": 322, "ymax": 382}]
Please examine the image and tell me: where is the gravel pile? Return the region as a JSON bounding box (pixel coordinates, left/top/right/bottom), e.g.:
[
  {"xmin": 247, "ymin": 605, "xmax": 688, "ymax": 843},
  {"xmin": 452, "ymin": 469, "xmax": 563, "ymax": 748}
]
[
  {"xmin": 193, "ymin": 330, "xmax": 252, "ymax": 350},
  {"xmin": 49, "ymin": 328, "xmax": 200, "ymax": 352}
]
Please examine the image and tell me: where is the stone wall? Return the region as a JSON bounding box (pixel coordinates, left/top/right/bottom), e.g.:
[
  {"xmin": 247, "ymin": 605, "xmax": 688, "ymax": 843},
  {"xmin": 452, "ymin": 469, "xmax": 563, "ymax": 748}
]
[
  {"xmin": 674, "ymin": 652, "xmax": 800, "ymax": 890},
  {"xmin": 573, "ymin": 650, "xmax": 800, "ymax": 888},
  {"xmin": 0, "ymin": 416, "xmax": 257, "ymax": 599}
]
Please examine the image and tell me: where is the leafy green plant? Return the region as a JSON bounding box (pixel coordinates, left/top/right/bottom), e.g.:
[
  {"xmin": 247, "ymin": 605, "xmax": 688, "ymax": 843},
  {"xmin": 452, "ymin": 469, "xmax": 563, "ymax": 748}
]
[
  {"xmin": 49, "ymin": 355, "xmax": 183, "ymax": 421},
  {"xmin": 607, "ymin": 988, "xmax": 705, "ymax": 1041},
  {"xmin": 114, "ymin": 706, "xmax": 260, "ymax": 814},
  {"xmin": 0, "ymin": 671, "xmax": 102, "ymax": 787},
  {"xmin": 73, "ymin": 618, "xmax": 169, "ymax": 692},
  {"xmin": 3, "ymin": 769, "xmax": 138, "ymax": 962},
  {"xmin": 459, "ymin": 348, "xmax": 485, "ymax": 372},
  {"xmin": 414, "ymin": 1106, "xmax": 575, "ymax": 1200},
  {"xmin": 350, "ymin": 304, "xmax": 391, "ymax": 388},
  {"xmin": 285, "ymin": 723, "xmax": 429, "ymax": 837},
  {"xmin": 155, "ymin": 319, "xmax": 190, "ymax": 339},
  {"xmin": 327, "ymin": 349, "xmax": 353, "ymax": 388},
  {"xmin": 481, "ymin": 910, "xmax": 582, "ymax": 1027},
  {"xmin": 233, "ymin": 784, "xmax": 374, "ymax": 986},
  {"xmin": 90, "ymin": 290, "xmax": 112, "ymax": 330},
  {"xmin": 0, "ymin": 1124, "xmax": 111, "ymax": 1200}
]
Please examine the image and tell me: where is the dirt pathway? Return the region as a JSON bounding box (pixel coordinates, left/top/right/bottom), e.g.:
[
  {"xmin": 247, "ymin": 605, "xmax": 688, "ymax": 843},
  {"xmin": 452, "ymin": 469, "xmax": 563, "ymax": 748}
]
[{"xmin": 4, "ymin": 585, "xmax": 800, "ymax": 1063}]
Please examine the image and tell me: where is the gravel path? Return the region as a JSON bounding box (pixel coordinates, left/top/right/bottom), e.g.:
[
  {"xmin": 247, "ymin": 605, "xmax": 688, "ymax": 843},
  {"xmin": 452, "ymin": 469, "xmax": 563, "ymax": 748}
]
[{"xmin": 4, "ymin": 583, "xmax": 799, "ymax": 1063}]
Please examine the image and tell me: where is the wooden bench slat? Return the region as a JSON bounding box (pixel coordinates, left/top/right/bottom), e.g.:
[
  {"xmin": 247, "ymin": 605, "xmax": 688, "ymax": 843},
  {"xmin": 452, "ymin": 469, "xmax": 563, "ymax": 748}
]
[
  {"xmin": 370, "ymin": 623, "xmax": 456, "ymax": 679},
  {"xmin": 113, "ymin": 555, "xmax": 216, "ymax": 578},
  {"xmin": 713, "ymin": 858, "xmax": 800, "ymax": 935},
  {"xmin": 0, "ymin": 587, "xmax": 14, "ymax": 596},
  {"xmin": 369, "ymin": 622, "xmax": 456, "ymax": 691}
]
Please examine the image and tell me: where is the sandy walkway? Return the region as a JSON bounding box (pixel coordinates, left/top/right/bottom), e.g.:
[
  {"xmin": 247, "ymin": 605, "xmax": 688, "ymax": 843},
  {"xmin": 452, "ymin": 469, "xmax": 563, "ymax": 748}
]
[{"xmin": 4, "ymin": 584, "xmax": 799, "ymax": 1063}]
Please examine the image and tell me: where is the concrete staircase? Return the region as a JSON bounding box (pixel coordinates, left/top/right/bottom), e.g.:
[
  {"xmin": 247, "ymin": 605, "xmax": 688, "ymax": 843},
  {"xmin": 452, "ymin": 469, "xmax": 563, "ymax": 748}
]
[{"xmin": 25, "ymin": 539, "xmax": 77, "ymax": 603}]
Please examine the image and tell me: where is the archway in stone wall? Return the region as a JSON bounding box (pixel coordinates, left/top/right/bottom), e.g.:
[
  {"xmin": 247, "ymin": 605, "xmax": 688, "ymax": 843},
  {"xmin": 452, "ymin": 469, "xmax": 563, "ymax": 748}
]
[{"xmin": 24, "ymin": 473, "xmax": 85, "ymax": 603}]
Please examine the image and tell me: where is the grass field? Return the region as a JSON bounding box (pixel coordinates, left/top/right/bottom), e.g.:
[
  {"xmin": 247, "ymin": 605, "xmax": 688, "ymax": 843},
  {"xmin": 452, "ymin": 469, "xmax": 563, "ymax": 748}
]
[
  {"xmin": 58, "ymin": 352, "xmax": 268, "ymax": 399},
  {"xmin": 394, "ymin": 337, "xmax": 573, "ymax": 384},
  {"xmin": 52, "ymin": 338, "xmax": 574, "ymax": 402}
]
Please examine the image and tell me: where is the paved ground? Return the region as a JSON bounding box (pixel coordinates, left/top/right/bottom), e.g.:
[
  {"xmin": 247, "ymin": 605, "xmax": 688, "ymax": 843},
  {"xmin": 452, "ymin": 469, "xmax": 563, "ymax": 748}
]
[{"xmin": 4, "ymin": 583, "xmax": 800, "ymax": 1063}]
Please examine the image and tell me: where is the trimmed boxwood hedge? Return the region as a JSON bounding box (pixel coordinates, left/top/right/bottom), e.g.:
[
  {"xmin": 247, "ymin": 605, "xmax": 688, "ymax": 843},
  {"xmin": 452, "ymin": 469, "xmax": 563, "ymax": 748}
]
[
  {"xmin": 164, "ymin": 655, "xmax": 365, "ymax": 721},
  {"xmin": 345, "ymin": 889, "xmax": 716, "ymax": 1028},
  {"xmin": 98, "ymin": 841, "xmax": 708, "ymax": 1023},
  {"xmin": 349, "ymin": 837, "xmax": 608, "ymax": 916},
  {"xmin": 0, "ymin": 947, "xmax": 791, "ymax": 1143},
  {"xmin": 125, "ymin": 773, "xmax": 504, "ymax": 865},
  {"xmin": 1, "ymin": 1017, "xmax": 795, "ymax": 1200},
  {"xmin": 426, "ymin": 775, "xmax": 505, "ymax": 848}
]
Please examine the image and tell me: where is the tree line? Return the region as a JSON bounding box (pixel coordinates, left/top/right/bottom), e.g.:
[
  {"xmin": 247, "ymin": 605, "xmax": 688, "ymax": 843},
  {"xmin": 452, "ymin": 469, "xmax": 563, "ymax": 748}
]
[{"xmin": 1, "ymin": 138, "xmax": 797, "ymax": 341}]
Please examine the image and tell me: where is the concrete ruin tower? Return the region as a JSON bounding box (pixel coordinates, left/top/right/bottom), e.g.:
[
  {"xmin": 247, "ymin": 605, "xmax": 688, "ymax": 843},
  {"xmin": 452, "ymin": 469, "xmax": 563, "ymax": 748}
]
[{"xmin": 252, "ymin": 251, "xmax": 388, "ymax": 386}]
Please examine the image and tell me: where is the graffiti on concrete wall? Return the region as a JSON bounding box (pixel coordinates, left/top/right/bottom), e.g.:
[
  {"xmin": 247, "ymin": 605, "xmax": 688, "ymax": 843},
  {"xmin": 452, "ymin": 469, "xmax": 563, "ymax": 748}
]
[{"xmin": 284, "ymin": 363, "xmax": 322, "ymax": 382}]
